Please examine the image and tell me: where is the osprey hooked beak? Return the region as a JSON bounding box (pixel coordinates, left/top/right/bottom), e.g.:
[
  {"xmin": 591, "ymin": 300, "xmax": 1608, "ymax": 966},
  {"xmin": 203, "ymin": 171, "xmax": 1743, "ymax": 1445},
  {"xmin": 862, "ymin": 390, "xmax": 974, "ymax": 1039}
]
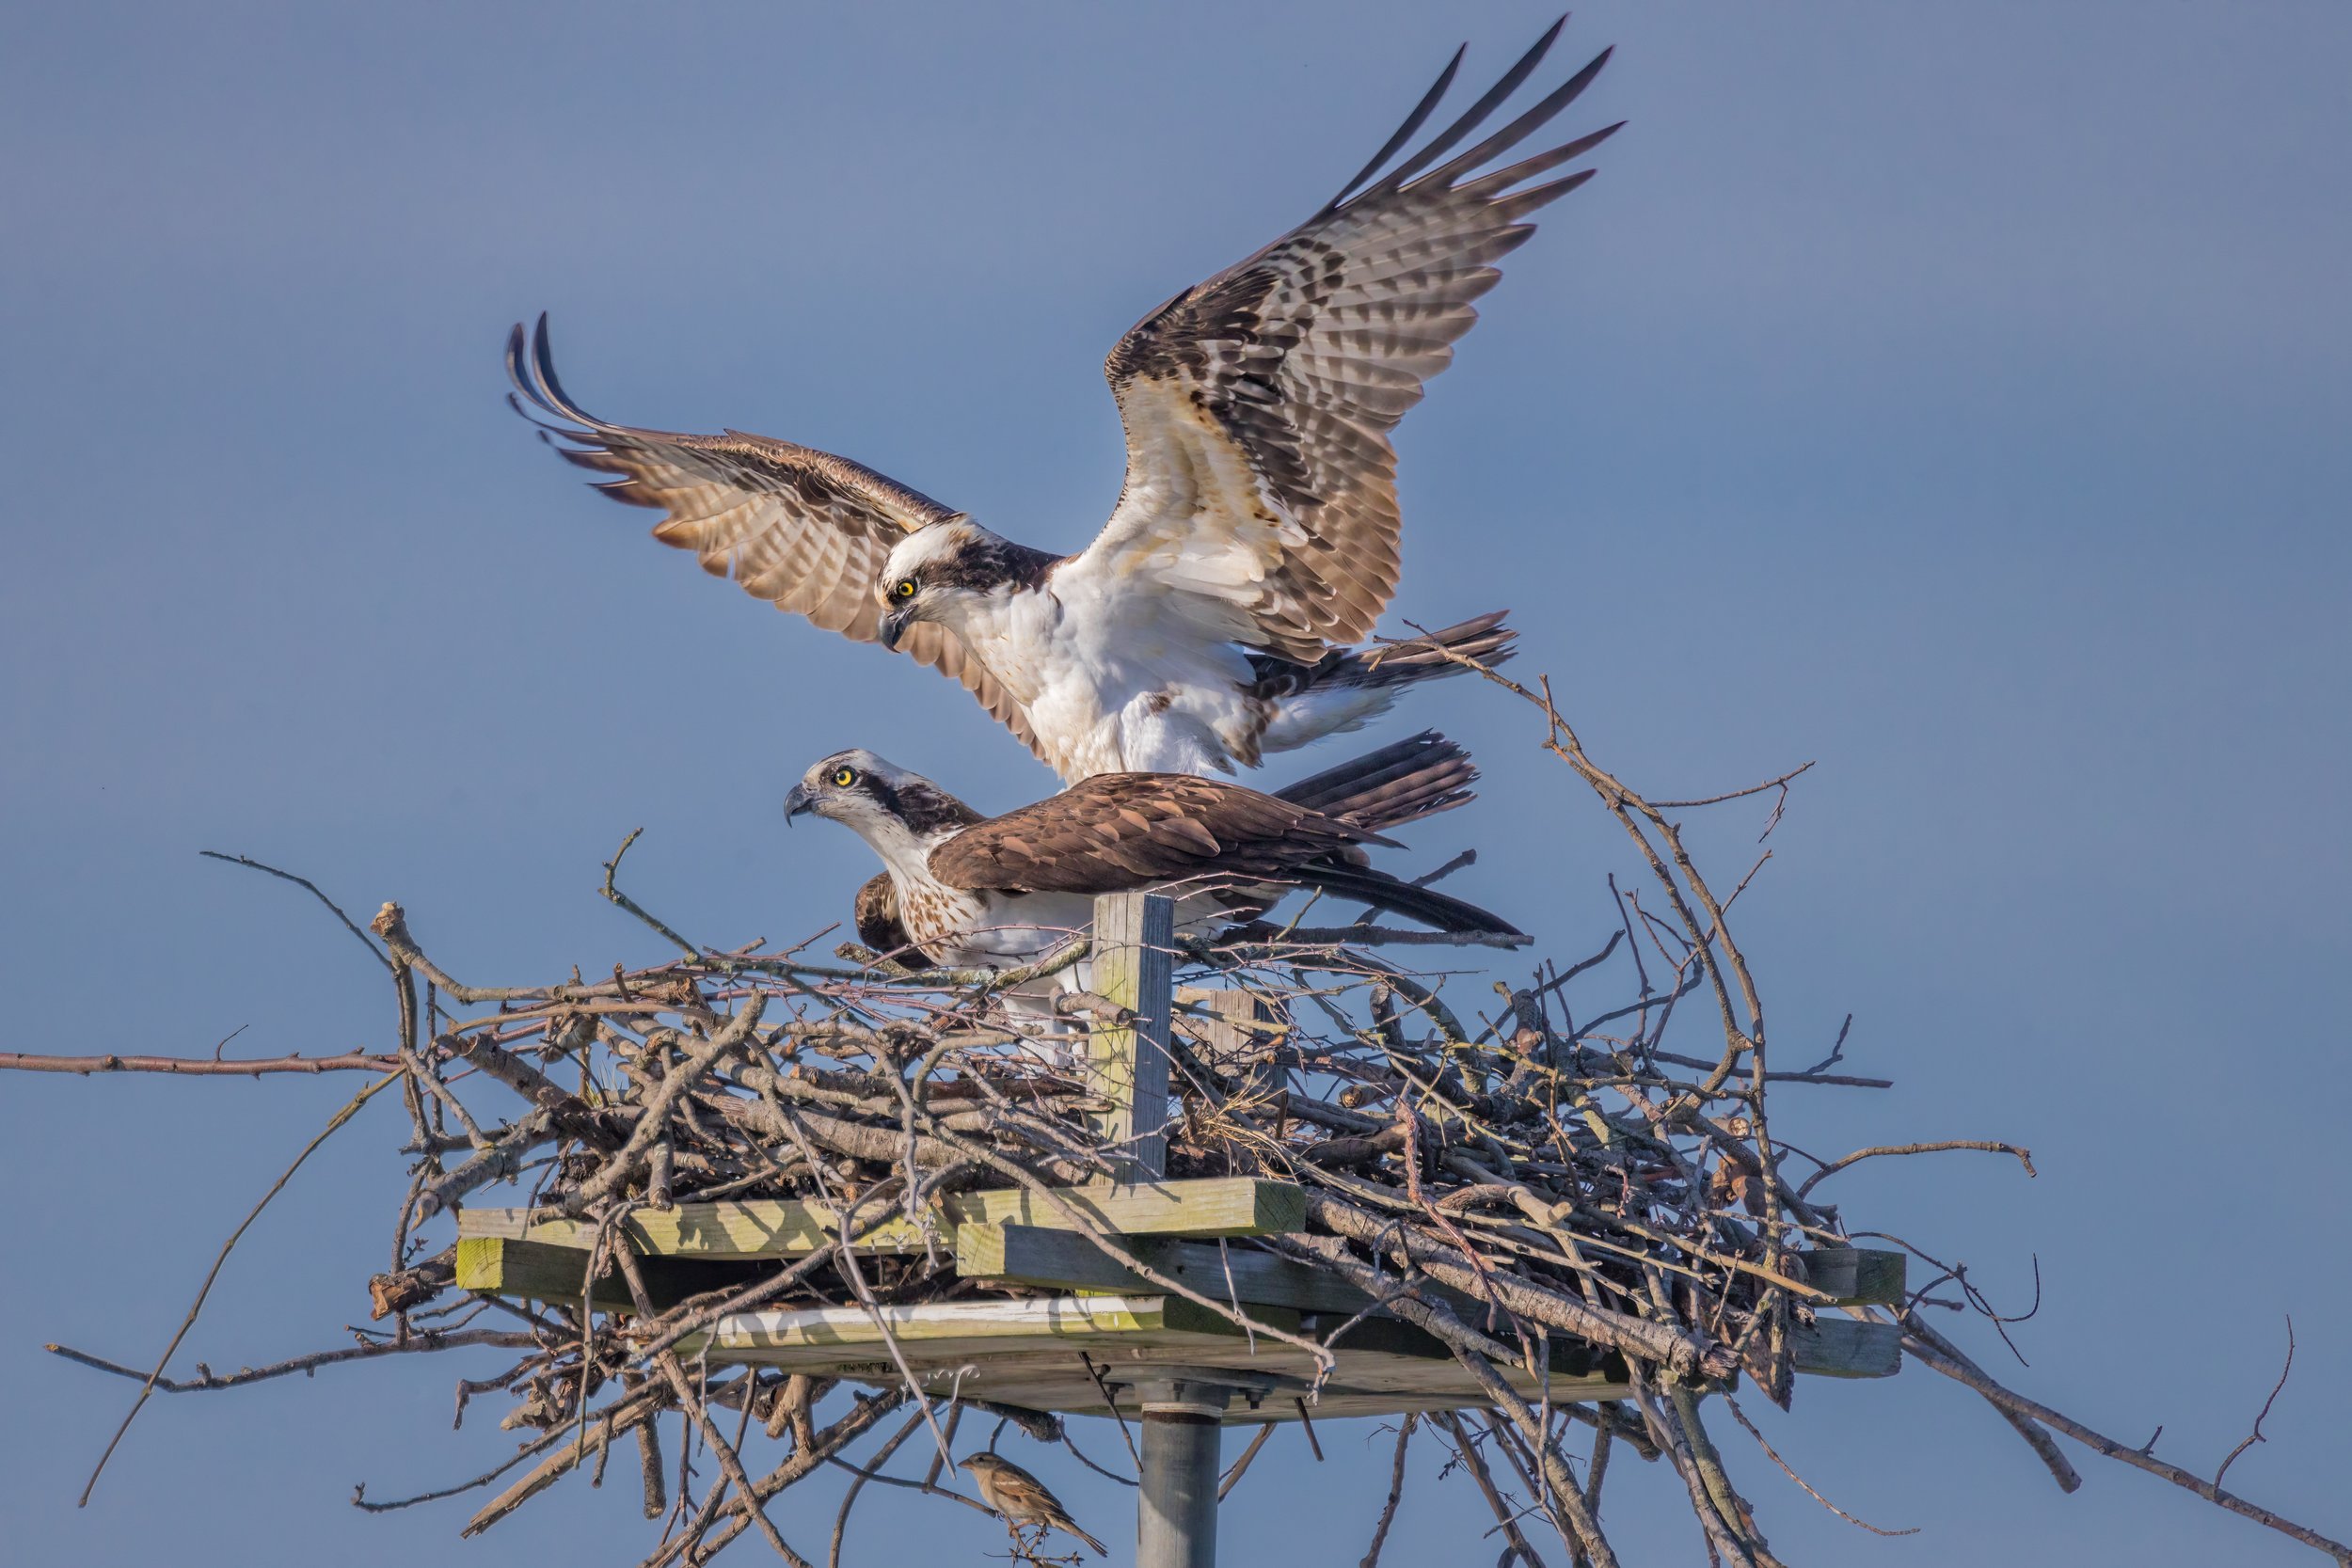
[
  {"xmin": 782, "ymin": 782, "xmax": 814, "ymax": 824},
  {"xmin": 877, "ymin": 604, "xmax": 912, "ymax": 651}
]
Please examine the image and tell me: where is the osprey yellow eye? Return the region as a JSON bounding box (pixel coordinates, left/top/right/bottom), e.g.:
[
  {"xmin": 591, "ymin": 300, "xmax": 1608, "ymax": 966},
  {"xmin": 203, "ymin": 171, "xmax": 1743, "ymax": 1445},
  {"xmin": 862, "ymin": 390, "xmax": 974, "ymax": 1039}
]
[
  {"xmin": 832, "ymin": 767, "xmax": 858, "ymax": 788},
  {"xmin": 893, "ymin": 578, "xmax": 917, "ymax": 599}
]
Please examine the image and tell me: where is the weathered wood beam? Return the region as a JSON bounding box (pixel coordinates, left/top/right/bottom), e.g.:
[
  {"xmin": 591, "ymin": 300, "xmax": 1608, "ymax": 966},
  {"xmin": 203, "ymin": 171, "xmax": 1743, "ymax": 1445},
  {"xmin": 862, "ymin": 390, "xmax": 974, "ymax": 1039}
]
[
  {"xmin": 1788, "ymin": 1315, "xmax": 1902, "ymax": 1378},
  {"xmin": 958, "ymin": 1224, "xmax": 1376, "ymax": 1314},
  {"xmin": 1089, "ymin": 892, "xmax": 1175, "ymax": 1180},
  {"xmin": 454, "ymin": 1236, "xmax": 761, "ymax": 1313},
  {"xmin": 676, "ymin": 1292, "xmax": 1283, "ymax": 1362},
  {"xmin": 1789, "ymin": 1247, "xmax": 1906, "ymax": 1306},
  {"xmin": 956, "ymin": 1226, "xmax": 1879, "ymax": 1385},
  {"xmin": 457, "ymin": 1176, "xmax": 1306, "ymax": 1258},
  {"xmin": 1177, "ymin": 985, "xmax": 1289, "ymax": 1101}
]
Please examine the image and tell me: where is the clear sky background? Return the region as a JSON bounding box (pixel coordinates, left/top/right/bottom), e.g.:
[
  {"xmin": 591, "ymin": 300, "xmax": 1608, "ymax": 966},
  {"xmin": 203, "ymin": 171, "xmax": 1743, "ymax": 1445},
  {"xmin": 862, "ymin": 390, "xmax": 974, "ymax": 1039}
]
[{"xmin": 3, "ymin": 3, "xmax": 2346, "ymax": 1563}]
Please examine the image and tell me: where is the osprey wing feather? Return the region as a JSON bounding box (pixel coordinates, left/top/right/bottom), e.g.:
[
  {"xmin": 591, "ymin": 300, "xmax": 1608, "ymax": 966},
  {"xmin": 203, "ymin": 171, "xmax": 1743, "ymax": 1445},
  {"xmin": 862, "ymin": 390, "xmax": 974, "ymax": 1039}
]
[
  {"xmin": 927, "ymin": 774, "xmax": 1385, "ymax": 895},
  {"xmin": 506, "ymin": 318, "xmax": 1047, "ymax": 762},
  {"xmin": 1070, "ymin": 23, "xmax": 1621, "ymax": 661}
]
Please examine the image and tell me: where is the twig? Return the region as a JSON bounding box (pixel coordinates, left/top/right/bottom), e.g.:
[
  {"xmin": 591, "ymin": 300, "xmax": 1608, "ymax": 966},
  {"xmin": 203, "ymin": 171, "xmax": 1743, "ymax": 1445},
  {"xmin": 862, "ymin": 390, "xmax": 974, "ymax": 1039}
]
[
  {"xmin": 1720, "ymin": 1396, "xmax": 1916, "ymax": 1536},
  {"xmin": 48, "ymin": 1329, "xmax": 532, "ymax": 1394},
  {"xmin": 0, "ymin": 1050, "xmax": 401, "ymax": 1077},
  {"xmin": 1904, "ymin": 1321, "xmax": 2349, "ymax": 1561},
  {"xmin": 1796, "ymin": 1140, "xmax": 2035, "ymax": 1198},
  {"xmin": 74, "ymin": 1070, "xmax": 401, "ymax": 1506},
  {"xmin": 1360, "ymin": 1413, "xmax": 1420, "ymax": 1567},
  {"xmin": 2214, "ymin": 1317, "xmax": 2296, "ymax": 1492},
  {"xmin": 199, "ymin": 850, "xmax": 392, "ymax": 971},
  {"xmin": 1217, "ymin": 1422, "xmax": 1277, "ymax": 1500}
]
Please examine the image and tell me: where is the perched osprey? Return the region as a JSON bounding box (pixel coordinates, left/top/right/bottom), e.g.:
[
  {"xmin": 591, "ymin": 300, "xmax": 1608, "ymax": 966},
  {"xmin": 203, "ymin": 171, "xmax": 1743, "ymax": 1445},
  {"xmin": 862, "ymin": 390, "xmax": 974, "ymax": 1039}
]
[
  {"xmin": 511, "ymin": 22, "xmax": 1616, "ymax": 783},
  {"xmin": 850, "ymin": 729, "xmax": 1480, "ymax": 967},
  {"xmin": 784, "ymin": 743, "xmax": 1525, "ymax": 978}
]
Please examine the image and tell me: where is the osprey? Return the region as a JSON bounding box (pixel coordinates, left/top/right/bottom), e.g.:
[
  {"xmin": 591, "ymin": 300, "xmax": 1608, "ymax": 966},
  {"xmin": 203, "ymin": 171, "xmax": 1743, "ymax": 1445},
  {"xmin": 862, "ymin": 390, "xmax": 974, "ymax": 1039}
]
[
  {"xmin": 783, "ymin": 743, "xmax": 1525, "ymax": 979},
  {"xmin": 850, "ymin": 729, "xmax": 1480, "ymax": 966},
  {"xmin": 511, "ymin": 22, "xmax": 1616, "ymax": 783}
]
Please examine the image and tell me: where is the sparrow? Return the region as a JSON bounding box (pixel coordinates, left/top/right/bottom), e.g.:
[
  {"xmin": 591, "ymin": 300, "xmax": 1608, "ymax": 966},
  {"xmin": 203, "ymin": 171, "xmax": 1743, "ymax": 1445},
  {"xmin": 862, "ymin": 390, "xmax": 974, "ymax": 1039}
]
[{"xmin": 961, "ymin": 1451, "xmax": 1108, "ymax": 1557}]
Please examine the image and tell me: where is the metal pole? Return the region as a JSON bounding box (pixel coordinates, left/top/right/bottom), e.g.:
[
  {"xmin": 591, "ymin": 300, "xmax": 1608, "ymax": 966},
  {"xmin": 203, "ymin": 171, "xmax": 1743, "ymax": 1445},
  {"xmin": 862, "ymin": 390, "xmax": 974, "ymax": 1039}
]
[{"xmin": 1137, "ymin": 1381, "xmax": 1228, "ymax": 1568}]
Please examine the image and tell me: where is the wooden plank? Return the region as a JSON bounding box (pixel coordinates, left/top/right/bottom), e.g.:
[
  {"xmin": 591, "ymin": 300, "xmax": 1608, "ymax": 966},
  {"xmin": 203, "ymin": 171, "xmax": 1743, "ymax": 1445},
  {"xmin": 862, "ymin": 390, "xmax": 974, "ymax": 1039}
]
[
  {"xmin": 959, "ymin": 1224, "xmax": 1375, "ymax": 1314},
  {"xmin": 1089, "ymin": 892, "xmax": 1175, "ymax": 1180},
  {"xmin": 1295, "ymin": 1309, "xmax": 1625, "ymax": 1385},
  {"xmin": 1178, "ymin": 986, "xmax": 1289, "ymax": 1101},
  {"xmin": 672, "ymin": 1293, "xmax": 1636, "ymax": 1418},
  {"xmin": 1789, "ymin": 1316, "xmax": 1902, "ymax": 1378},
  {"xmin": 675, "ymin": 1292, "xmax": 1285, "ymax": 1362},
  {"xmin": 454, "ymin": 1236, "xmax": 758, "ymax": 1312},
  {"xmin": 1790, "ymin": 1247, "xmax": 1906, "ymax": 1306},
  {"xmin": 457, "ymin": 1176, "xmax": 1305, "ymax": 1258}
]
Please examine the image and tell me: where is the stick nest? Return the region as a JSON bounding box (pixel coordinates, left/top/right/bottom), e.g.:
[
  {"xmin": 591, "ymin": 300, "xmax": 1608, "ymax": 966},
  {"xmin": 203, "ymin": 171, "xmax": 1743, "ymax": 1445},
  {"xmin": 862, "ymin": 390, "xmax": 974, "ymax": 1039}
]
[{"xmin": 27, "ymin": 663, "xmax": 2343, "ymax": 1568}]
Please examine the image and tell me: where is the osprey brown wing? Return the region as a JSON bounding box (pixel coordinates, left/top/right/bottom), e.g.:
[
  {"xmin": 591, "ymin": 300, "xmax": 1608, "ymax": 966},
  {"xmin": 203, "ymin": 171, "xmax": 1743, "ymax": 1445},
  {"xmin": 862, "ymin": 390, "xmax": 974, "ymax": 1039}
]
[
  {"xmin": 927, "ymin": 774, "xmax": 1389, "ymax": 895},
  {"xmin": 1084, "ymin": 24, "xmax": 1620, "ymax": 659},
  {"xmin": 508, "ymin": 316, "xmax": 1044, "ymax": 761}
]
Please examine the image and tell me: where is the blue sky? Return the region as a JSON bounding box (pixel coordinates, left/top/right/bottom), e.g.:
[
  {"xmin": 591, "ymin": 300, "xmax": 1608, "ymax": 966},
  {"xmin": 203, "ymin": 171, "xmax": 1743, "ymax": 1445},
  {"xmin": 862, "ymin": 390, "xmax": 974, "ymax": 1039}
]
[{"xmin": 3, "ymin": 3, "xmax": 2346, "ymax": 1564}]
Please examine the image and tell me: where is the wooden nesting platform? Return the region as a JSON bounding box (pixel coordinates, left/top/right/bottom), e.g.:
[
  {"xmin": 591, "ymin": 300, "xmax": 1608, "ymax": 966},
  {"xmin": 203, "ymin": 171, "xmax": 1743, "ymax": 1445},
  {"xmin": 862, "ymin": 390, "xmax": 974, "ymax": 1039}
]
[
  {"xmin": 671, "ymin": 1293, "xmax": 1628, "ymax": 1423},
  {"xmin": 456, "ymin": 1176, "xmax": 1904, "ymax": 1424}
]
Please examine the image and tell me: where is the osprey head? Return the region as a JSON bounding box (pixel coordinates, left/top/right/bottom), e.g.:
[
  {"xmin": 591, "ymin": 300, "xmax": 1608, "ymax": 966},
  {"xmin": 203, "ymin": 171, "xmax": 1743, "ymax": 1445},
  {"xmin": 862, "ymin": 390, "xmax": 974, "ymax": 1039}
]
[
  {"xmin": 784, "ymin": 749, "xmax": 984, "ymax": 846},
  {"xmin": 876, "ymin": 518, "xmax": 1057, "ymax": 649}
]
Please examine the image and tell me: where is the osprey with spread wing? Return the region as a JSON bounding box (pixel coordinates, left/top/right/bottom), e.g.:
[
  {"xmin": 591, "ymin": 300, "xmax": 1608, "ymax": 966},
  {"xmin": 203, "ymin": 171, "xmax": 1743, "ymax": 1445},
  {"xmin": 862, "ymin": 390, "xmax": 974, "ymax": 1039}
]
[{"xmin": 511, "ymin": 23, "xmax": 1616, "ymax": 783}]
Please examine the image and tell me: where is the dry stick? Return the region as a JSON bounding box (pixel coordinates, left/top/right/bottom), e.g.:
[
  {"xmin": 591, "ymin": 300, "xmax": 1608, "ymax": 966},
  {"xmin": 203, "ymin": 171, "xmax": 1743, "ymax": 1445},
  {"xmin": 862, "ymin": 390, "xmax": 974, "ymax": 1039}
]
[
  {"xmin": 0, "ymin": 1050, "xmax": 401, "ymax": 1077},
  {"xmin": 1581, "ymin": 1423, "xmax": 1611, "ymax": 1544},
  {"xmin": 829, "ymin": 1406, "xmax": 928, "ymax": 1568},
  {"xmin": 611, "ymin": 1243, "xmax": 808, "ymax": 1567},
  {"xmin": 463, "ymin": 1381, "xmax": 673, "ymax": 1535},
  {"xmin": 1663, "ymin": 1377, "xmax": 1783, "ymax": 1568},
  {"xmin": 1216, "ymin": 1421, "xmax": 1278, "ymax": 1501},
  {"xmin": 1421, "ymin": 650, "xmax": 1758, "ymax": 1104},
  {"xmin": 1360, "ymin": 1412, "xmax": 1421, "ymax": 1568},
  {"xmin": 1432, "ymin": 1411, "xmax": 1550, "ymax": 1568},
  {"xmin": 2215, "ymin": 1315, "xmax": 2296, "ymax": 1492},
  {"xmin": 1080, "ymin": 1354, "xmax": 1143, "ymax": 1470},
  {"xmin": 1302, "ymin": 1191, "xmax": 1731, "ymax": 1379},
  {"xmin": 413, "ymin": 1107, "xmax": 558, "ymax": 1221},
  {"xmin": 766, "ymin": 1113, "xmax": 958, "ymax": 1473},
  {"xmin": 1456, "ymin": 1346, "xmax": 1620, "ymax": 1568},
  {"xmin": 355, "ymin": 1420, "xmax": 577, "ymax": 1515},
  {"xmin": 600, "ymin": 829, "xmax": 705, "ymax": 962},
  {"xmin": 75, "ymin": 1069, "xmax": 401, "ymax": 1507},
  {"xmin": 1266, "ymin": 1234, "xmax": 1616, "ymax": 1568},
  {"xmin": 47, "ymin": 1329, "xmax": 533, "ymax": 1394},
  {"xmin": 1294, "ymin": 1399, "xmax": 1327, "ymax": 1462},
  {"xmin": 565, "ymin": 995, "xmax": 766, "ymax": 1216},
  {"xmin": 1718, "ymin": 1395, "xmax": 1916, "ymax": 1537},
  {"xmin": 1795, "ymin": 1139, "xmax": 2035, "ymax": 1199},
  {"xmin": 1624, "ymin": 1370, "xmax": 1758, "ymax": 1568},
  {"xmin": 642, "ymin": 1391, "xmax": 911, "ymax": 1568},
  {"xmin": 199, "ymin": 849, "xmax": 392, "ymax": 971},
  {"xmin": 638, "ymin": 1390, "xmax": 668, "ymax": 1521},
  {"xmin": 1902, "ymin": 1323, "xmax": 2351, "ymax": 1563},
  {"xmin": 1901, "ymin": 1314, "xmax": 2081, "ymax": 1492}
]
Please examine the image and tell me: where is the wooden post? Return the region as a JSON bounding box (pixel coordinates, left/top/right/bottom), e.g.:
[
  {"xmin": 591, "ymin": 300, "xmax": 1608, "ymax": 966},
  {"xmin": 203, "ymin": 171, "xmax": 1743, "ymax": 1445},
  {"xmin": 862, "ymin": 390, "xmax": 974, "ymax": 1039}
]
[
  {"xmin": 1182, "ymin": 987, "xmax": 1289, "ymax": 1103},
  {"xmin": 1088, "ymin": 892, "xmax": 1175, "ymax": 1181}
]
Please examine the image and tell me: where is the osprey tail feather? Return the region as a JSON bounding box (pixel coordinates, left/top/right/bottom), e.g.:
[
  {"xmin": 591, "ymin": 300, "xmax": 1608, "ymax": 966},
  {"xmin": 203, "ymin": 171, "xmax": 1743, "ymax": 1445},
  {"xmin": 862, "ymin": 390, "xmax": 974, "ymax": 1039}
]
[
  {"xmin": 1291, "ymin": 863, "xmax": 1528, "ymax": 945},
  {"xmin": 1253, "ymin": 611, "xmax": 1517, "ymax": 755},
  {"xmin": 1274, "ymin": 729, "xmax": 1477, "ymax": 832}
]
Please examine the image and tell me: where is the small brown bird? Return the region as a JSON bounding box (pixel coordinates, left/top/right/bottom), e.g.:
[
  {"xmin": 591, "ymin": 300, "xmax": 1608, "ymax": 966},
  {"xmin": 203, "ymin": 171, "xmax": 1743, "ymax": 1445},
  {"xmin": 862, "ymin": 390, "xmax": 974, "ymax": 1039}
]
[{"xmin": 961, "ymin": 1452, "xmax": 1107, "ymax": 1557}]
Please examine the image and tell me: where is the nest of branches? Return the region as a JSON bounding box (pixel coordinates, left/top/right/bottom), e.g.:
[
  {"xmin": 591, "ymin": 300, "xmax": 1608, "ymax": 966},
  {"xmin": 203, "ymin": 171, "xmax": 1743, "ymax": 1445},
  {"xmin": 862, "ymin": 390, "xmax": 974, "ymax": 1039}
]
[{"xmin": 23, "ymin": 666, "xmax": 2344, "ymax": 1568}]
